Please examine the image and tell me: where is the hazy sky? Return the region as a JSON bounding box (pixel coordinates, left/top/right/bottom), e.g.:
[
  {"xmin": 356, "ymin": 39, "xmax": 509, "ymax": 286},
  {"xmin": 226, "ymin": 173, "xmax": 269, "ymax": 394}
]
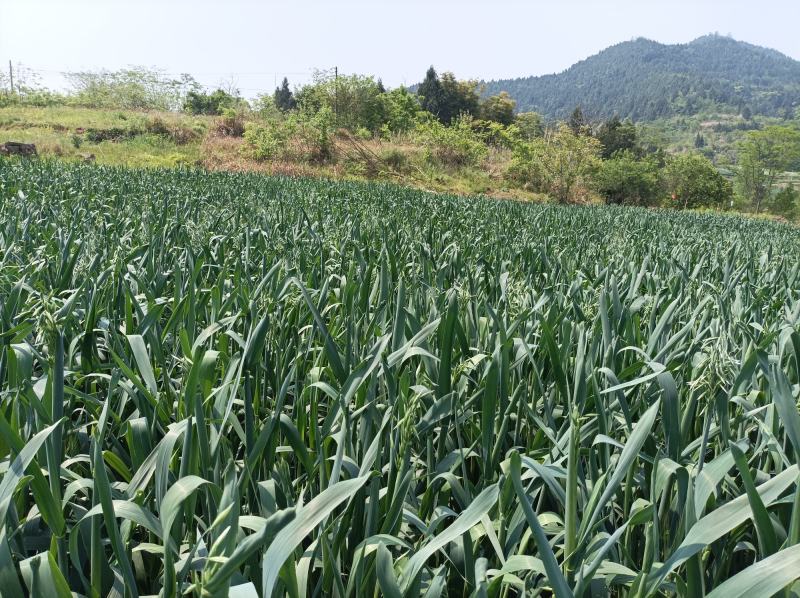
[{"xmin": 2, "ymin": 0, "xmax": 800, "ymax": 96}]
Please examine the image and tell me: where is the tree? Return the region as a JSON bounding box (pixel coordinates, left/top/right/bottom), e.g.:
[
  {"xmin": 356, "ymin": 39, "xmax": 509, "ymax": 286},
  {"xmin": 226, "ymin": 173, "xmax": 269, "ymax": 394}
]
[
  {"xmin": 274, "ymin": 77, "xmax": 297, "ymax": 111},
  {"xmin": 595, "ymin": 151, "xmax": 661, "ymax": 206},
  {"xmin": 736, "ymin": 126, "xmax": 800, "ymax": 213},
  {"xmin": 769, "ymin": 184, "xmax": 800, "ymax": 220},
  {"xmin": 741, "ymin": 105, "xmax": 752, "ymax": 120},
  {"xmin": 514, "ymin": 112, "xmax": 544, "ymax": 139},
  {"xmin": 694, "ymin": 133, "xmax": 706, "ymax": 148},
  {"xmin": 376, "ymin": 78, "xmax": 386, "ymax": 94},
  {"xmin": 769, "ymin": 184, "xmax": 798, "ymax": 220},
  {"xmin": 511, "ymin": 123, "xmax": 601, "ymax": 203},
  {"xmin": 295, "ymin": 71, "xmax": 385, "ymax": 132},
  {"xmin": 595, "ymin": 116, "xmax": 639, "ymax": 159},
  {"xmin": 67, "ymin": 67, "xmax": 200, "ymax": 111},
  {"xmin": 417, "ymin": 67, "xmax": 480, "ymax": 124},
  {"xmin": 480, "ymin": 92, "xmax": 516, "ymax": 125},
  {"xmin": 184, "ymin": 88, "xmax": 240, "ymax": 115},
  {"xmin": 417, "ymin": 66, "xmax": 444, "ymax": 120},
  {"xmin": 664, "ymin": 153, "xmax": 732, "ymax": 209},
  {"xmin": 568, "ymin": 105, "xmax": 589, "ymax": 135},
  {"xmin": 438, "ymin": 72, "xmax": 480, "ymax": 124},
  {"xmin": 378, "ymin": 86, "xmax": 422, "ymax": 134}
]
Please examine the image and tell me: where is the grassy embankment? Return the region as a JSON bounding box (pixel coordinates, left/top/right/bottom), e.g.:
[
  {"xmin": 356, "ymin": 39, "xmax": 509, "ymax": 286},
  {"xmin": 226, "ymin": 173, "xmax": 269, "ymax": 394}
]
[{"xmin": 0, "ymin": 105, "xmax": 539, "ymax": 200}]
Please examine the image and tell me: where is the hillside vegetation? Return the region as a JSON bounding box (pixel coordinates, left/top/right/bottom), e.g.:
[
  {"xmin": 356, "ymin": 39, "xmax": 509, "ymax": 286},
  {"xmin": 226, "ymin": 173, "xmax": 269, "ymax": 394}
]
[
  {"xmin": 483, "ymin": 35, "xmax": 800, "ymax": 121},
  {"xmin": 3, "ymin": 36, "xmax": 800, "ymax": 220},
  {"xmin": 2, "ymin": 159, "xmax": 800, "ymax": 596}
]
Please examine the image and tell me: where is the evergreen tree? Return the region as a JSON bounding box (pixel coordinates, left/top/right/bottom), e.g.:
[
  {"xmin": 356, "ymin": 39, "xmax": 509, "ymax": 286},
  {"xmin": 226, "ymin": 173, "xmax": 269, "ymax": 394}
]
[
  {"xmin": 417, "ymin": 66, "xmax": 443, "ymax": 119},
  {"xmin": 596, "ymin": 115, "xmax": 639, "ymax": 158},
  {"xmin": 274, "ymin": 77, "xmax": 297, "ymax": 111},
  {"xmin": 438, "ymin": 72, "xmax": 480, "ymax": 124},
  {"xmin": 568, "ymin": 105, "xmax": 589, "ymax": 135},
  {"xmin": 376, "ymin": 78, "xmax": 386, "ymax": 94},
  {"xmin": 694, "ymin": 133, "xmax": 706, "ymax": 148}
]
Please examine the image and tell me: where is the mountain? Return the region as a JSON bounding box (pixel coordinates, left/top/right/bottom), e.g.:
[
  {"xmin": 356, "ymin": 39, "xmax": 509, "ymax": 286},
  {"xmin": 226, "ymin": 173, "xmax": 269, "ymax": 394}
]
[{"xmin": 481, "ymin": 35, "xmax": 800, "ymax": 121}]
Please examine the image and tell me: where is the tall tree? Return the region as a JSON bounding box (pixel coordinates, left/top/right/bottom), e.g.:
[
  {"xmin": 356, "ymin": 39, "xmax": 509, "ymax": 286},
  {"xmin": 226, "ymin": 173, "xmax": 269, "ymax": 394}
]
[
  {"xmin": 595, "ymin": 116, "xmax": 639, "ymax": 158},
  {"xmin": 480, "ymin": 92, "xmax": 516, "ymax": 125},
  {"xmin": 437, "ymin": 73, "xmax": 480, "ymax": 124},
  {"xmin": 736, "ymin": 126, "xmax": 800, "ymax": 213},
  {"xmin": 417, "ymin": 66, "xmax": 444, "ymax": 120},
  {"xmin": 274, "ymin": 77, "xmax": 297, "ymax": 111},
  {"xmin": 694, "ymin": 133, "xmax": 706, "ymax": 148},
  {"xmin": 568, "ymin": 105, "xmax": 589, "ymax": 135},
  {"xmin": 515, "ymin": 112, "xmax": 544, "ymax": 139}
]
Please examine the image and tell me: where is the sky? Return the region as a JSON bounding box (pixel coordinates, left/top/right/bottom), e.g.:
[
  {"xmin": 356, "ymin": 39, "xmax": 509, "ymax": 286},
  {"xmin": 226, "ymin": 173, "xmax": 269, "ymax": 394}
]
[{"xmin": 2, "ymin": 0, "xmax": 800, "ymax": 97}]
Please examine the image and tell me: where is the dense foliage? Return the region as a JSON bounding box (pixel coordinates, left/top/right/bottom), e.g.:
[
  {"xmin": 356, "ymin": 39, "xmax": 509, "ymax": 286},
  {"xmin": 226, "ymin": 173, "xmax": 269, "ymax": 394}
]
[
  {"xmin": 1, "ymin": 159, "xmax": 800, "ymax": 596},
  {"xmin": 65, "ymin": 68, "xmax": 201, "ymax": 112},
  {"xmin": 184, "ymin": 89, "xmax": 244, "ymax": 116},
  {"xmin": 482, "ymin": 35, "xmax": 800, "ymax": 120}
]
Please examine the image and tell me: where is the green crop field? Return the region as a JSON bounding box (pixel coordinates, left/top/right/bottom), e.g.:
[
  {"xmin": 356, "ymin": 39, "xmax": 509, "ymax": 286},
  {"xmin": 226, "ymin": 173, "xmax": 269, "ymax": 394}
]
[{"xmin": 1, "ymin": 158, "xmax": 800, "ymax": 597}]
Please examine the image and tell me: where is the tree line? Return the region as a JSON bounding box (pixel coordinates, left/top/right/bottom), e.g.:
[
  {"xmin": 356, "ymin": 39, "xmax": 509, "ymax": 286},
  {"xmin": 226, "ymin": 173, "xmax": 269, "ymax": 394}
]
[{"xmin": 2, "ymin": 64, "xmax": 798, "ymax": 218}]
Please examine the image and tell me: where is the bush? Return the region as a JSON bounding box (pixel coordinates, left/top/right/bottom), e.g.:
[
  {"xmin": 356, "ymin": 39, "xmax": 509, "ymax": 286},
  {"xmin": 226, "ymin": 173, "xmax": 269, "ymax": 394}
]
[
  {"xmin": 514, "ymin": 112, "xmax": 544, "ymax": 140},
  {"xmin": 595, "ymin": 151, "xmax": 662, "ymax": 206},
  {"xmin": 183, "ymin": 89, "xmax": 241, "ymax": 115},
  {"xmin": 415, "ymin": 115, "xmax": 487, "ymax": 168},
  {"xmin": 295, "ymin": 106, "xmax": 335, "ymax": 163},
  {"xmin": 472, "ymin": 120, "xmax": 520, "ymax": 149},
  {"xmin": 354, "ymin": 127, "xmax": 373, "ymax": 141},
  {"xmin": 380, "ymin": 147, "xmax": 411, "ymax": 173},
  {"xmin": 243, "ymin": 107, "xmax": 335, "ymax": 164},
  {"xmin": 378, "ymin": 87, "xmax": 422, "ymax": 135},
  {"xmin": 85, "ymin": 127, "xmax": 140, "ymax": 143},
  {"xmin": 145, "ymin": 116, "xmax": 203, "ymax": 145},
  {"xmin": 243, "ymin": 120, "xmax": 293, "ymax": 161},
  {"xmin": 509, "ymin": 124, "xmax": 601, "ymax": 202},
  {"xmin": 214, "ymin": 108, "xmax": 246, "ymax": 137},
  {"xmin": 480, "ymin": 92, "xmax": 516, "ymax": 126},
  {"xmin": 295, "ymin": 71, "xmax": 384, "ymax": 133},
  {"xmin": 769, "ymin": 185, "xmax": 798, "ymax": 220},
  {"xmin": 664, "ymin": 153, "xmax": 732, "ymax": 209}
]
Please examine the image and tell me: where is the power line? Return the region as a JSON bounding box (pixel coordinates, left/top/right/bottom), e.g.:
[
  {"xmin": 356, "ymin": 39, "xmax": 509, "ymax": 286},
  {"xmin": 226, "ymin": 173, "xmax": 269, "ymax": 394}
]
[{"xmin": 12, "ymin": 64, "xmax": 315, "ymax": 78}]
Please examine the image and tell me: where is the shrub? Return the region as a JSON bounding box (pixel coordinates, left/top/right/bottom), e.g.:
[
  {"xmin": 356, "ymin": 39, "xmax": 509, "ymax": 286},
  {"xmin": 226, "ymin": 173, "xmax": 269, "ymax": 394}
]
[
  {"xmin": 472, "ymin": 120, "xmax": 520, "ymax": 149},
  {"xmin": 243, "ymin": 120, "xmax": 293, "ymax": 161},
  {"xmin": 145, "ymin": 116, "xmax": 203, "ymax": 145},
  {"xmin": 66, "ymin": 67, "xmax": 199, "ymax": 111},
  {"xmin": 415, "ymin": 115, "xmax": 487, "ymax": 168},
  {"xmin": 295, "ymin": 106, "xmax": 335, "ymax": 163},
  {"xmin": 380, "ymin": 147, "xmax": 409, "ymax": 172},
  {"xmin": 85, "ymin": 127, "xmax": 140, "ymax": 143},
  {"xmin": 214, "ymin": 108, "xmax": 246, "ymax": 137},
  {"xmin": 243, "ymin": 107, "xmax": 335, "ymax": 164},
  {"xmin": 183, "ymin": 89, "xmax": 241, "ymax": 115},
  {"xmin": 664, "ymin": 153, "xmax": 732, "ymax": 209},
  {"xmin": 378, "ymin": 87, "xmax": 422, "ymax": 135},
  {"xmin": 595, "ymin": 151, "xmax": 662, "ymax": 206},
  {"xmin": 769, "ymin": 184, "xmax": 798, "ymax": 220},
  {"xmin": 509, "ymin": 123, "xmax": 601, "ymax": 202}
]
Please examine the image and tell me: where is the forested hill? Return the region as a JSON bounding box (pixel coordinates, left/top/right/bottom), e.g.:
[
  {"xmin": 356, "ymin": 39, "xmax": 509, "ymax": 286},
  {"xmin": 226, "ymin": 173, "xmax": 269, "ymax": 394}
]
[{"xmin": 482, "ymin": 35, "xmax": 800, "ymax": 121}]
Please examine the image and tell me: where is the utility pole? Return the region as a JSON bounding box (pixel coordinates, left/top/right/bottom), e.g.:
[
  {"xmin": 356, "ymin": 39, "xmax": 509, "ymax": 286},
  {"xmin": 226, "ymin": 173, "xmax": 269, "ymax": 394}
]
[
  {"xmin": 334, "ymin": 66, "xmax": 338, "ymax": 126},
  {"xmin": 8, "ymin": 61, "xmax": 13, "ymax": 95}
]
